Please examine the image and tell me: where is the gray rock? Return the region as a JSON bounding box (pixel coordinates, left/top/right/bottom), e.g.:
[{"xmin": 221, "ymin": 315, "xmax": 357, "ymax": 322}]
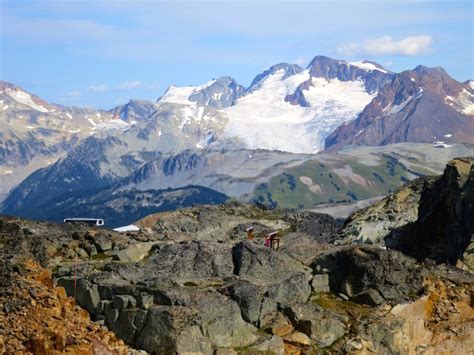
[
  {"xmin": 112, "ymin": 242, "xmax": 155, "ymax": 262},
  {"xmin": 137, "ymin": 292, "xmax": 154, "ymax": 309},
  {"xmin": 105, "ymin": 307, "xmax": 120, "ymax": 326},
  {"xmin": 224, "ymin": 281, "xmax": 263, "ymax": 325},
  {"xmin": 232, "ymin": 240, "xmax": 310, "ymax": 283},
  {"xmin": 282, "ymin": 304, "xmax": 347, "ymax": 348},
  {"xmin": 84, "ymin": 243, "xmax": 97, "ymax": 256},
  {"xmin": 113, "ymin": 295, "xmax": 136, "ymax": 310},
  {"xmin": 266, "ymin": 272, "xmax": 312, "ymax": 304},
  {"xmin": 76, "ymin": 248, "xmax": 89, "ymax": 259},
  {"xmin": 144, "ymin": 241, "xmax": 234, "ymax": 280},
  {"xmin": 247, "ymin": 335, "xmax": 285, "ymax": 355},
  {"xmin": 56, "ymin": 277, "xmax": 100, "ymax": 313},
  {"xmin": 94, "ymin": 235, "xmax": 113, "ymax": 252},
  {"xmin": 175, "ymin": 325, "xmax": 213, "ymax": 355},
  {"xmin": 214, "ymin": 349, "xmax": 237, "ymax": 355},
  {"xmin": 311, "ymin": 245, "xmax": 427, "ymax": 305},
  {"xmin": 196, "ymin": 291, "xmax": 258, "ymax": 348},
  {"xmin": 135, "ymin": 305, "xmax": 199, "ymax": 353},
  {"xmin": 96, "ymin": 300, "xmax": 111, "ymax": 314},
  {"xmin": 311, "ymin": 274, "xmax": 330, "ymax": 293},
  {"xmin": 112, "ymin": 309, "xmax": 148, "ymax": 344},
  {"xmin": 98, "ymin": 284, "xmax": 114, "ymax": 299},
  {"xmin": 351, "ymin": 289, "xmax": 385, "ymax": 306}
]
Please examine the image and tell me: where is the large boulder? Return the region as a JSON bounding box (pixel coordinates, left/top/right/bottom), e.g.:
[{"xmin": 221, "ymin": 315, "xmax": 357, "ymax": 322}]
[
  {"xmin": 282, "ymin": 303, "xmax": 347, "ymax": 348},
  {"xmin": 231, "ymin": 240, "xmax": 311, "ymax": 284},
  {"xmin": 135, "ymin": 306, "xmax": 208, "ymax": 353},
  {"xmin": 310, "ymin": 246, "xmax": 427, "ymax": 306},
  {"xmin": 143, "ymin": 241, "xmax": 234, "ymax": 282}
]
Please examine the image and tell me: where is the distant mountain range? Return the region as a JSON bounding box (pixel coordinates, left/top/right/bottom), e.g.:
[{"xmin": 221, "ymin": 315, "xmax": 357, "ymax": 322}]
[{"xmin": 1, "ymin": 54, "xmax": 473, "ymax": 225}]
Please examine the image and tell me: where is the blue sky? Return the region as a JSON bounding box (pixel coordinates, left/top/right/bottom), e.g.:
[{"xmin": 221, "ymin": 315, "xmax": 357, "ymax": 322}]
[{"xmin": 1, "ymin": 0, "xmax": 472, "ymax": 109}]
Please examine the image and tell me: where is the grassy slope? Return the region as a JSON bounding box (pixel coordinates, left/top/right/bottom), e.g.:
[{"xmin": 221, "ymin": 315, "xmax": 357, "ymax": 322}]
[{"xmin": 253, "ymin": 154, "xmax": 434, "ymax": 209}]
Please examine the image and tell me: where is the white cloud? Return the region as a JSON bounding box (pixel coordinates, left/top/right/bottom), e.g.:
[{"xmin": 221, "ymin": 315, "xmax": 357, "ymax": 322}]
[
  {"xmin": 87, "ymin": 84, "xmax": 108, "ymax": 92},
  {"xmin": 118, "ymin": 81, "xmax": 143, "ymax": 90},
  {"xmin": 293, "ymin": 57, "xmax": 307, "ymax": 67},
  {"xmin": 338, "ymin": 35, "xmax": 433, "ymax": 56}
]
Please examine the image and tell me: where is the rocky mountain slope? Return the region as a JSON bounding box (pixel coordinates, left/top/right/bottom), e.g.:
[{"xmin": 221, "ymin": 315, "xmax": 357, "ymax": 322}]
[
  {"xmin": 0, "ymin": 218, "xmax": 141, "ymax": 354},
  {"xmin": 0, "ymin": 81, "xmax": 155, "ymax": 202},
  {"xmin": 4, "ymin": 143, "xmax": 473, "ymax": 227},
  {"xmin": 1, "ymin": 182, "xmax": 473, "ymax": 354},
  {"xmin": 336, "ymin": 156, "xmax": 474, "ymax": 272},
  {"xmin": 325, "ymin": 66, "xmax": 474, "ymax": 149}
]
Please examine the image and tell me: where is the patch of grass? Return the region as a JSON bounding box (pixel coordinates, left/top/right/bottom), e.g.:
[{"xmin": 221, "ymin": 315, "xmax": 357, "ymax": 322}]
[
  {"xmin": 312, "ymin": 293, "xmax": 372, "ymax": 318},
  {"xmin": 183, "ymin": 281, "xmax": 198, "ymax": 287},
  {"xmin": 252, "ymin": 155, "xmax": 430, "ymax": 209}
]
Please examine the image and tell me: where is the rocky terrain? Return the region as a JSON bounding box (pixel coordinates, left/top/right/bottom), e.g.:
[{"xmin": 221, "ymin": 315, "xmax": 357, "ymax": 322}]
[
  {"xmin": 336, "ymin": 157, "xmax": 474, "ymax": 273},
  {"xmin": 0, "ymin": 219, "xmax": 141, "ymax": 354},
  {"xmin": 1, "ymin": 156, "xmax": 473, "ymax": 354}
]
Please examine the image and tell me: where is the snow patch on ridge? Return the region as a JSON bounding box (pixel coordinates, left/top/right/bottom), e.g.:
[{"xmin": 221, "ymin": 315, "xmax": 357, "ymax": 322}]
[
  {"xmin": 6, "ymin": 89, "xmax": 49, "ymax": 113},
  {"xmin": 159, "ymin": 79, "xmax": 216, "ymax": 105},
  {"xmin": 446, "ymin": 89, "xmax": 474, "ymax": 115},
  {"xmin": 349, "ymin": 61, "xmax": 388, "ymax": 73}
]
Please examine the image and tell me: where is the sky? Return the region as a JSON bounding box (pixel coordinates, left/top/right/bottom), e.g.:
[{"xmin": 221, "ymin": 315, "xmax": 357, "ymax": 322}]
[{"xmin": 0, "ymin": 0, "xmax": 473, "ymax": 109}]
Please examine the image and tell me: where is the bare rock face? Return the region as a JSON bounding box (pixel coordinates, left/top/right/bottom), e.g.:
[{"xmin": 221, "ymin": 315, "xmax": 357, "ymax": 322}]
[
  {"xmin": 325, "ymin": 66, "xmax": 474, "ymax": 149},
  {"xmin": 335, "ymin": 176, "xmax": 436, "ymax": 245},
  {"xmin": 336, "ymin": 157, "xmax": 474, "ymax": 272},
  {"xmin": 386, "ymin": 157, "xmax": 474, "ymax": 266},
  {"xmin": 311, "ymin": 245, "xmax": 428, "ymax": 306}
]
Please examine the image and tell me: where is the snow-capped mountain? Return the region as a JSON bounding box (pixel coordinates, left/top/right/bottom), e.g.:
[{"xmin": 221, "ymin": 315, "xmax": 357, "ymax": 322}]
[
  {"xmin": 2, "ymin": 54, "xmax": 473, "ymax": 211},
  {"xmin": 0, "ymin": 81, "xmax": 155, "ymax": 201},
  {"xmin": 223, "ymin": 59, "xmax": 390, "ymax": 152},
  {"xmin": 157, "ymin": 58, "xmax": 394, "ymax": 153},
  {"xmin": 325, "ymin": 66, "xmax": 474, "ymax": 149}
]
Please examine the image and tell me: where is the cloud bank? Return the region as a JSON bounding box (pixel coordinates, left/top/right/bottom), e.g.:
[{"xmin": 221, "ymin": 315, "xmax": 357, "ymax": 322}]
[{"xmin": 338, "ymin": 35, "xmax": 433, "ymax": 56}]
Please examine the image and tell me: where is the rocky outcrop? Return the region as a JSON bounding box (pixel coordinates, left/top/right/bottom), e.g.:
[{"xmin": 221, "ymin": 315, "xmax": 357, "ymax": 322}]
[
  {"xmin": 336, "ymin": 157, "xmax": 474, "ymax": 272},
  {"xmin": 386, "ymin": 157, "xmax": 474, "ymax": 267},
  {"xmin": 248, "ymin": 63, "xmax": 303, "ymax": 92},
  {"xmin": 189, "ymin": 76, "xmax": 246, "ymax": 109},
  {"xmin": 336, "ymin": 176, "xmax": 436, "ymax": 245},
  {"xmin": 306, "ymin": 56, "xmax": 393, "ymax": 93},
  {"xmin": 311, "ymin": 245, "xmax": 428, "ymax": 306}
]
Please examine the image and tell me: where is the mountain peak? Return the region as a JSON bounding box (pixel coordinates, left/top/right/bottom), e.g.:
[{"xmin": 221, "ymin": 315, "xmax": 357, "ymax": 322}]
[
  {"xmin": 188, "ymin": 76, "xmax": 245, "ymax": 109},
  {"xmin": 413, "ymin": 65, "xmax": 448, "ymax": 76},
  {"xmin": 248, "ymin": 63, "xmax": 303, "ymax": 91},
  {"xmin": 307, "ymin": 55, "xmax": 341, "ymax": 68}
]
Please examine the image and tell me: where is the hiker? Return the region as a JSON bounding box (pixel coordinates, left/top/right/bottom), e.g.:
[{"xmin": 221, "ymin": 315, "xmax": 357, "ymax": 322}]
[{"xmin": 264, "ymin": 235, "xmax": 271, "ymax": 247}]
